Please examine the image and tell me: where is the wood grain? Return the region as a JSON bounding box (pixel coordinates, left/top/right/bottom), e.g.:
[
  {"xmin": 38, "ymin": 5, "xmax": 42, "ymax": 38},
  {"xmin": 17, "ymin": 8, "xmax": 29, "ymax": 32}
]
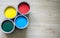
[{"xmin": 0, "ymin": 0, "xmax": 60, "ymax": 38}]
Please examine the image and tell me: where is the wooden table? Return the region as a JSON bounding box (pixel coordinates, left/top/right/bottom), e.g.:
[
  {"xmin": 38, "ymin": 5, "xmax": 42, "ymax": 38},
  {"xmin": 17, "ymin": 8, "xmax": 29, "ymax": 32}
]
[{"xmin": 0, "ymin": 0, "xmax": 60, "ymax": 38}]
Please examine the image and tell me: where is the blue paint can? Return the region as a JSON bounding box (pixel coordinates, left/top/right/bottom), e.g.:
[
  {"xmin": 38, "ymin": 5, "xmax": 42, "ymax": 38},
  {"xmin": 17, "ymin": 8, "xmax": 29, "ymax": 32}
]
[{"xmin": 14, "ymin": 15, "xmax": 29, "ymax": 29}]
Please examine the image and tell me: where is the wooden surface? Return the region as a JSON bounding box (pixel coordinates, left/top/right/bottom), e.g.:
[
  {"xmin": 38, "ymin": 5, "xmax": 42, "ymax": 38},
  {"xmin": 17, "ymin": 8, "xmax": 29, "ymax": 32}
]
[{"xmin": 0, "ymin": 0, "xmax": 60, "ymax": 38}]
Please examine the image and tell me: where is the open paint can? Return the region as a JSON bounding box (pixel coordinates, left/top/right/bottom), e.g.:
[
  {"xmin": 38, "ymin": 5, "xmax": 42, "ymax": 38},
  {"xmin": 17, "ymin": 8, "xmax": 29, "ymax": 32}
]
[
  {"xmin": 4, "ymin": 6, "xmax": 17, "ymax": 19},
  {"xmin": 1, "ymin": 20, "xmax": 15, "ymax": 34},
  {"xmin": 14, "ymin": 15, "xmax": 29, "ymax": 29},
  {"xmin": 18, "ymin": 2, "xmax": 30, "ymax": 15}
]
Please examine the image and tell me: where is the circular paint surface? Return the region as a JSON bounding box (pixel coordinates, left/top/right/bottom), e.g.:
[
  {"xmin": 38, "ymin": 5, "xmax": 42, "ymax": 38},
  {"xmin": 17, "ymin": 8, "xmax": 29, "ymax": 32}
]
[
  {"xmin": 15, "ymin": 15, "xmax": 28, "ymax": 29},
  {"xmin": 18, "ymin": 2, "xmax": 30, "ymax": 14},
  {"xmin": 1, "ymin": 20, "xmax": 14, "ymax": 32},
  {"xmin": 4, "ymin": 6, "xmax": 17, "ymax": 19}
]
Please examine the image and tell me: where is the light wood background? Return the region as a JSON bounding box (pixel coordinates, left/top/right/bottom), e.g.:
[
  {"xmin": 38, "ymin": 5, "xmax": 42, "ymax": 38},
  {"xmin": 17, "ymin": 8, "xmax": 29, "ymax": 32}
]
[{"xmin": 0, "ymin": 0, "xmax": 60, "ymax": 38}]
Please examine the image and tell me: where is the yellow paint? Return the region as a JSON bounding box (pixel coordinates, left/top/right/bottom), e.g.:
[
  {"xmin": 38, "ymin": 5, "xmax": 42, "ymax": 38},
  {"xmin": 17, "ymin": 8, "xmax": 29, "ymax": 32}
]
[{"xmin": 4, "ymin": 6, "xmax": 17, "ymax": 19}]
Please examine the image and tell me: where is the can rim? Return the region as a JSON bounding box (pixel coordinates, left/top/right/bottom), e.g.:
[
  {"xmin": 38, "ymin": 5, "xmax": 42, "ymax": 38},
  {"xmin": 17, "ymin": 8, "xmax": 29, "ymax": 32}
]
[
  {"xmin": 17, "ymin": 1, "xmax": 31, "ymax": 15},
  {"xmin": 14, "ymin": 15, "xmax": 29, "ymax": 29},
  {"xmin": 4, "ymin": 6, "xmax": 17, "ymax": 19},
  {"xmin": 0, "ymin": 19, "xmax": 15, "ymax": 34}
]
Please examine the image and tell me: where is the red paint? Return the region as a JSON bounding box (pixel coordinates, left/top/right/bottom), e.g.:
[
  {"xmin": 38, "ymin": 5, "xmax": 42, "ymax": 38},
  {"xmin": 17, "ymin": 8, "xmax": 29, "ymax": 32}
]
[{"xmin": 18, "ymin": 2, "xmax": 30, "ymax": 14}]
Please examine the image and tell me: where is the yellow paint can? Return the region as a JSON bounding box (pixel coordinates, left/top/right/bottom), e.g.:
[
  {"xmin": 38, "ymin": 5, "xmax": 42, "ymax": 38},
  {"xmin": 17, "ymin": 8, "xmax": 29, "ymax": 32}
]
[{"xmin": 4, "ymin": 6, "xmax": 17, "ymax": 19}]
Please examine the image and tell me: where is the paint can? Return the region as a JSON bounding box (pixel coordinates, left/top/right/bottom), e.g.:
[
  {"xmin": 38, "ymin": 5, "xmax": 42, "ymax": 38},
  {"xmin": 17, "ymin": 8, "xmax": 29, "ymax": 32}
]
[
  {"xmin": 1, "ymin": 20, "xmax": 15, "ymax": 34},
  {"xmin": 18, "ymin": 2, "xmax": 30, "ymax": 15},
  {"xmin": 4, "ymin": 6, "xmax": 17, "ymax": 19},
  {"xmin": 14, "ymin": 15, "xmax": 29, "ymax": 29}
]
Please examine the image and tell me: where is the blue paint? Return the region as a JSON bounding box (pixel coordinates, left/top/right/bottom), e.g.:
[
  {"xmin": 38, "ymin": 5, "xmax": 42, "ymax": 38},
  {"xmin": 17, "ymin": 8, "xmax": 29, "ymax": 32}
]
[{"xmin": 15, "ymin": 15, "xmax": 28, "ymax": 29}]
